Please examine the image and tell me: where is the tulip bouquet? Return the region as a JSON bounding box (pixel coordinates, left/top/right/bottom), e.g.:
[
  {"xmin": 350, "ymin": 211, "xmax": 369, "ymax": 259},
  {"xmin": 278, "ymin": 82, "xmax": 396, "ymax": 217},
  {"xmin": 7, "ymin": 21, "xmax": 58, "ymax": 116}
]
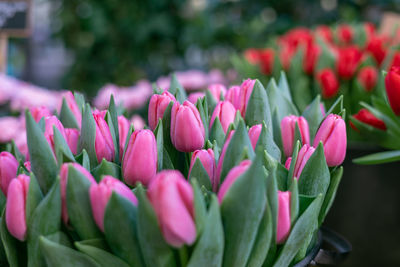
[
  {"xmin": 235, "ymin": 23, "xmax": 400, "ymax": 120},
  {"xmin": 0, "ymin": 73, "xmax": 347, "ymax": 267}
]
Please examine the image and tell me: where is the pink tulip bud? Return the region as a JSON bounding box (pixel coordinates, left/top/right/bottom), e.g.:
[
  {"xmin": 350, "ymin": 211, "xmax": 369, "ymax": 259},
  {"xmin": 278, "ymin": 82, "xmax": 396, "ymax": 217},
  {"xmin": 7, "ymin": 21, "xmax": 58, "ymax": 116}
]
[
  {"xmin": 122, "ymin": 130, "xmax": 157, "ymax": 187},
  {"xmin": 171, "ymin": 101, "xmax": 205, "ymax": 152},
  {"xmin": 6, "ymin": 174, "xmax": 30, "ymax": 241},
  {"xmin": 148, "ymin": 91, "xmax": 176, "ymax": 131},
  {"xmin": 281, "ymin": 115, "xmax": 310, "ymax": 157},
  {"xmin": 188, "ymin": 92, "xmax": 205, "ymax": 104},
  {"xmin": 60, "ymin": 163, "xmax": 96, "ymax": 225},
  {"xmin": 148, "ymin": 170, "xmax": 196, "ymax": 247},
  {"xmin": 24, "ymin": 161, "xmax": 31, "ymax": 172},
  {"xmin": 208, "ymin": 84, "xmax": 227, "ymax": 102},
  {"xmin": 130, "ymin": 115, "xmax": 145, "ymax": 130},
  {"xmin": 313, "ymin": 114, "xmax": 347, "ymax": 166},
  {"xmin": 238, "ymin": 79, "xmax": 256, "ymax": 117},
  {"xmin": 89, "ymin": 176, "xmax": 138, "ymax": 232},
  {"xmin": 215, "ymin": 130, "xmax": 235, "ymax": 189},
  {"xmin": 285, "ymin": 144, "xmax": 315, "ymax": 179},
  {"xmin": 30, "ymin": 106, "xmax": 52, "ymax": 122},
  {"xmin": 188, "ymin": 149, "xmax": 216, "ymax": 188},
  {"xmin": 0, "ymin": 152, "xmax": 19, "ymax": 197},
  {"xmin": 217, "ymin": 160, "xmax": 252, "ymax": 203},
  {"xmin": 93, "ymin": 111, "xmax": 115, "ymax": 163},
  {"xmin": 210, "ymin": 101, "xmax": 236, "ymax": 133},
  {"xmin": 225, "ymin": 85, "xmax": 241, "ymax": 110},
  {"xmin": 65, "ymin": 128, "xmax": 79, "ymax": 155},
  {"xmin": 44, "ymin": 116, "xmax": 67, "ymax": 152},
  {"xmin": 118, "ymin": 115, "xmax": 130, "ymax": 158},
  {"xmin": 63, "ymin": 91, "xmax": 82, "ymax": 127},
  {"xmin": 277, "ymin": 191, "xmax": 291, "ymax": 244},
  {"xmin": 248, "ymin": 124, "xmax": 262, "ymax": 149}
]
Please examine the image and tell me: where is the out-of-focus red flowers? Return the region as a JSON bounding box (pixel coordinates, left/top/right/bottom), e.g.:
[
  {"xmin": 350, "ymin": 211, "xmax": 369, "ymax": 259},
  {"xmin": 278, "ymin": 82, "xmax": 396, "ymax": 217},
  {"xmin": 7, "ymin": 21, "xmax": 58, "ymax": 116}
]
[
  {"xmin": 317, "ymin": 69, "xmax": 340, "ymax": 99},
  {"xmin": 357, "ymin": 66, "xmax": 378, "ymax": 92},
  {"xmin": 351, "ymin": 109, "xmax": 386, "ymax": 131},
  {"xmin": 385, "ymin": 66, "xmax": 400, "ymax": 115},
  {"xmin": 337, "ymin": 24, "xmax": 353, "ymax": 44},
  {"xmin": 336, "ymin": 46, "xmax": 363, "ymax": 80}
]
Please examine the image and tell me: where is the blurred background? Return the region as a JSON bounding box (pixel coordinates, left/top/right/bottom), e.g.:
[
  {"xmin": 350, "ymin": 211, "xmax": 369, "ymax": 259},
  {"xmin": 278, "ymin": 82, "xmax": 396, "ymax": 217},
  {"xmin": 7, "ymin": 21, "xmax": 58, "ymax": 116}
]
[{"xmin": 4, "ymin": 0, "xmax": 400, "ymax": 266}]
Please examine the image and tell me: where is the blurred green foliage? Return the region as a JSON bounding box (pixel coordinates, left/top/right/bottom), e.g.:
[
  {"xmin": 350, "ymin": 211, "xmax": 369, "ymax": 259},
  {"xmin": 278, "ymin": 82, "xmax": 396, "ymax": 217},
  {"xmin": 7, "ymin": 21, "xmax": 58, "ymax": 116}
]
[{"xmin": 55, "ymin": 0, "xmax": 399, "ymax": 96}]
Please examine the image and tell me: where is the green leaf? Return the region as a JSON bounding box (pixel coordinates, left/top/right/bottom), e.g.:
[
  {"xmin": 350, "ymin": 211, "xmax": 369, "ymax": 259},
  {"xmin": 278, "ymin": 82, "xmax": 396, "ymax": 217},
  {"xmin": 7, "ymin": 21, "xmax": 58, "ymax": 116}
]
[
  {"xmin": 196, "ymin": 97, "xmax": 209, "ymax": 141},
  {"xmin": 245, "ymin": 80, "xmax": 272, "ymax": 131},
  {"xmin": 39, "ymin": 236, "xmax": 99, "ymax": 267},
  {"xmin": 278, "ymin": 71, "xmax": 293, "ymax": 102},
  {"xmin": 326, "ymin": 95, "xmax": 344, "ymax": 116},
  {"xmin": 169, "ymin": 74, "xmax": 187, "ymax": 103},
  {"xmin": 75, "ymin": 149, "xmax": 90, "ymax": 171},
  {"xmin": 104, "ymin": 112, "xmax": 119, "ymax": 165},
  {"xmin": 91, "ymin": 159, "xmax": 121, "ymax": 181},
  {"xmin": 75, "ymin": 241, "xmax": 130, "ymax": 267},
  {"xmin": 79, "ymin": 104, "xmax": 97, "ymax": 167},
  {"xmin": 209, "ymin": 117, "xmax": 226, "ymax": 149},
  {"xmin": 189, "ymin": 158, "xmax": 212, "ymax": 191},
  {"xmin": 26, "ymin": 173, "xmax": 43, "ymax": 226},
  {"xmin": 108, "ymin": 95, "xmax": 120, "ymax": 164},
  {"xmin": 298, "ymin": 143, "xmax": 330, "ymax": 197},
  {"xmin": 256, "ymin": 122, "xmax": 281, "ymax": 161},
  {"xmin": 319, "ymin": 167, "xmax": 343, "ymax": 225},
  {"xmin": 191, "ymin": 180, "xmax": 207, "ymax": 236},
  {"xmin": 74, "ymin": 92, "xmax": 85, "ymax": 113},
  {"xmin": 104, "ymin": 193, "xmax": 144, "ymax": 267},
  {"xmin": 187, "ymin": 196, "xmax": 224, "ymax": 267},
  {"xmin": 221, "ymin": 149, "xmax": 267, "ymax": 267},
  {"xmin": 205, "ymin": 90, "xmax": 217, "ymax": 116},
  {"xmin": 25, "ymin": 110, "xmax": 58, "ymax": 194},
  {"xmin": 302, "ymin": 95, "xmax": 324, "ymax": 143},
  {"xmin": 353, "ymin": 150, "xmax": 400, "ymax": 164},
  {"xmin": 154, "ymin": 119, "xmax": 164, "ymax": 172},
  {"xmin": 289, "ymin": 179, "xmax": 299, "ymax": 225},
  {"xmin": 136, "ymin": 185, "xmax": 176, "ymax": 267},
  {"xmin": 27, "ymin": 179, "xmax": 61, "ymax": 267},
  {"xmin": 67, "ymin": 165, "xmax": 102, "ymax": 240},
  {"xmin": 272, "ymin": 194, "xmax": 323, "ymax": 267},
  {"xmin": 9, "ymin": 140, "xmax": 25, "ymax": 163},
  {"xmin": 53, "ymin": 126, "xmax": 75, "ymax": 165},
  {"xmin": 45, "ymin": 231, "xmax": 72, "ymax": 247},
  {"xmin": 60, "ymin": 98, "xmax": 79, "ymax": 129}
]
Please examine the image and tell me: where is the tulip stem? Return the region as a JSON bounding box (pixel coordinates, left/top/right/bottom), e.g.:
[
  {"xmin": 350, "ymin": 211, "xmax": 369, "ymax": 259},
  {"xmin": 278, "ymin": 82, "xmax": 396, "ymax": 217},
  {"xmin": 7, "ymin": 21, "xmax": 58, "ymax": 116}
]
[{"xmin": 178, "ymin": 245, "xmax": 188, "ymax": 266}]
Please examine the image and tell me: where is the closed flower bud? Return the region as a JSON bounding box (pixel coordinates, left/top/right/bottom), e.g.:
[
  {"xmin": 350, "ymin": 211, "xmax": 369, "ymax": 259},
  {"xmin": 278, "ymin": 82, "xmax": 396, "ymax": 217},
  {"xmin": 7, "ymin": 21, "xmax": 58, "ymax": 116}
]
[
  {"xmin": 118, "ymin": 115, "xmax": 130, "ymax": 158},
  {"xmin": 89, "ymin": 176, "xmax": 138, "ymax": 232},
  {"xmin": 357, "ymin": 66, "xmax": 378, "ymax": 92},
  {"xmin": 208, "ymin": 84, "xmax": 227, "ymax": 102},
  {"xmin": 210, "ymin": 101, "xmax": 236, "ymax": 133},
  {"xmin": 259, "ymin": 48, "xmax": 275, "ymax": 75},
  {"xmin": 217, "ymin": 160, "xmax": 252, "ymax": 203},
  {"xmin": 60, "ymin": 163, "xmax": 96, "ymax": 225},
  {"xmin": 281, "ymin": 115, "xmax": 310, "ymax": 157},
  {"xmin": 148, "ymin": 91, "xmax": 176, "ymax": 131},
  {"xmin": 248, "ymin": 124, "xmax": 262, "ymax": 149},
  {"xmin": 170, "ymin": 101, "xmax": 205, "ymax": 152},
  {"xmin": 0, "ymin": 152, "xmax": 18, "ymax": 197},
  {"xmin": 385, "ymin": 66, "xmax": 400, "ymax": 115},
  {"xmin": 6, "ymin": 174, "xmax": 30, "ymax": 241},
  {"xmin": 130, "ymin": 115, "xmax": 145, "ymax": 130},
  {"xmin": 188, "ymin": 149, "xmax": 216, "ymax": 190},
  {"xmin": 336, "ymin": 46, "xmax": 362, "ymax": 80},
  {"xmin": 225, "ymin": 85, "xmax": 241, "ymax": 110},
  {"xmin": 44, "ymin": 116, "xmax": 67, "ymax": 152},
  {"xmin": 122, "ymin": 129, "xmax": 157, "ymax": 187},
  {"xmin": 351, "ymin": 109, "xmax": 386, "ymax": 131},
  {"xmin": 30, "ymin": 106, "xmax": 52, "ymax": 122},
  {"xmin": 285, "ymin": 144, "xmax": 315, "ymax": 179},
  {"xmin": 366, "ymin": 36, "xmax": 387, "ymax": 66},
  {"xmin": 337, "ymin": 24, "xmax": 353, "ymax": 44},
  {"xmin": 277, "ymin": 191, "xmax": 291, "ymax": 244},
  {"xmin": 148, "ymin": 170, "xmax": 196, "ymax": 247},
  {"xmin": 317, "ymin": 69, "xmax": 340, "ymax": 99},
  {"xmin": 63, "ymin": 91, "xmax": 82, "ymax": 127},
  {"xmin": 187, "ymin": 92, "xmax": 205, "ymax": 104},
  {"xmin": 215, "ymin": 130, "xmax": 235, "ymax": 188},
  {"xmin": 303, "ymin": 43, "xmax": 320, "ymax": 75},
  {"xmin": 93, "ymin": 111, "xmax": 115, "ymax": 162},
  {"xmin": 238, "ymin": 79, "xmax": 256, "ymax": 117},
  {"xmin": 313, "ymin": 114, "xmax": 347, "ymax": 166},
  {"xmin": 24, "ymin": 161, "xmax": 31, "ymax": 172},
  {"xmin": 65, "ymin": 128, "xmax": 79, "ymax": 155}
]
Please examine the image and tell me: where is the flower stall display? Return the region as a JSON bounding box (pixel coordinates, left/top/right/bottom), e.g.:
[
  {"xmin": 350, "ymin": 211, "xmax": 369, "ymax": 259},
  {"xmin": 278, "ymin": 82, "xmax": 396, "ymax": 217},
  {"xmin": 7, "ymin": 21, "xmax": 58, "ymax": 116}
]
[{"xmin": 0, "ymin": 73, "xmax": 347, "ymax": 267}]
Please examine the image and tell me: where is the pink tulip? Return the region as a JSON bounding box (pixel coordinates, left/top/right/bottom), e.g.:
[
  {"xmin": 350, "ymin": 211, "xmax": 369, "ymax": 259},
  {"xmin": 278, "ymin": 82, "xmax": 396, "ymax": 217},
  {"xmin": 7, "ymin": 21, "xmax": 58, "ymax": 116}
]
[
  {"xmin": 209, "ymin": 101, "xmax": 236, "ymax": 133},
  {"xmin": 60, "ymin": 163, "xmax": 96, "ymax": 225},
  {"xmin": 148, "ymin": 91, "xmax": 176, "ymax": 131},
  {"xmin": 93, "ymin": 111, "xmax": 115, "ymax": 163},
  {"xmin": 44, "ymin": 116, "xmax": 67, "ymax": 152},
  {"xmin": 188, "ymin": 92, "xmax": 205, "ymax": 104},
  {"xmin": 238, "ymin": 79, "xmax": 256, "ymax": 117},
  {"xmin": 63, "ymin": 91, "xmax": 82, "ymax": 127},
  {"xmin": 65, "ymin": 128, "xmax": 79, "ymax": 154},
  {"xmin": 170, "ymin": 101, "xmax": 205, "ymax": 152},
  {"xmin": 277, "ymin": 191, "xmax": 291, "ymax": 244},
  {"xmin": 217, "ymin": 160, "xmax": 252, "ymax": 203},
  {"xmin": 215, "ymin": 130, "xmax": 235, "ymax": 189},
  {"xmin": 225, "ymin": 85, "xmax": 241, "ymax": 110},
  {"xmin": 118, "ymin": 116, "xmax": 130, "ymax": 158},
  {"xmin": 6, "ymin": 174, "xmax": 30, "ymax": 241},
  {"xmin": 122, "ymin": 130, "xmax": 157, "ymax": 187},
  {"xmin": 148, "ymin": 170, "xmax": 196, "ymax": 247},
  {"xmin": 24, "ymin": 161, "xmax": 31, "ymax": 172},
  {"xmin": 0, "ymin": 152, "xmax": 19, "ymax": 196},
  {"xmin": 208, "ymin": 84, "xmax": 227, "ymax": 102},
  {"xmin": 281, "ymin": 115, "xmax": 310, "ymax": 157},
  {"xmin": 285, "ymin": 144, "xmax": 315, "ymax": 179},
  {"xmin": 30, "ymin": 106, "xmax": 52, "ymax": 122},
  {"xmin": 130, "ymin": 115, "xmax": 145, "ymax": 130},
  {"xmin": 313, "ymin": 114, "xmax": 346, "ymax": 166},
  {"xmin": 89, "ymin": 176, "xmax": 138, "ymax": 232},
  {"xmin": 188, "ymin": 149, "xmax": 216, "ymax": 188},
  {"xmin": 248, "ymin": 124, "xmax": 262, "ymax": 149}
]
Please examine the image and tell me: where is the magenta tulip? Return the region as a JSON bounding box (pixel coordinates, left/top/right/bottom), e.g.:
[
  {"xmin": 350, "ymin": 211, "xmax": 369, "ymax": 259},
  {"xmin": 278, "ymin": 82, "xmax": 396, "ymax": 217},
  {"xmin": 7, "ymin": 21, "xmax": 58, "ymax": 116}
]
[
  {"xmin": 313, "ymin": 114, "xmax": 346, "ymax": 166},
  {"xmin": 188, "ymin": 149, "xmax": 216, "ymax": 188},
  {"xmin": 60, "ymin": 163, "xmax": 96, "ymax": 225},
  {"xmin": 225, "ymin": 85, "xmax": 241, "ymax": 110},
  {"xmin": 0, "ymin": 152, "xmax": 18, "ymax": 196},
  {"xmin": 210, "ymin": 101, "xmax": 236, "ymax": 133},
  {"xmin": 215, "ymin": 130, "xmax": 235, "ymax": 188},
  {"xmin": 285, "ymin": 144, "xmax": 315, "ymax": 179},
  {"xmin": 89, "ymin": 176, "xmax": 138, "ymax": 232},
  {"xmin": 122, "ymin": 129, "xmax": 157, "ymax": 187},
  {"xmin": 248, "ymin": 124, "xmax": 262, "ymax": 149},
  {"xmin": 118, "ymin": 115, "xmax": 130, "ymax": 158},
  {"xmin": 30, "ymin": 106, "xmax": 52, "ymax": 122},
  {"xmin": 148, "ymin": 91, "xmax": 176, "ymax": 130},
  {"xmin": 6, "ymin": 174, "xmax": 30, "ymax": 241},
  {"xmin": 24, "ymin": 161, "xmax": 31, "ymax": 172},
  {"xmin": 170, "ymin": 101, "xmax": 205, "ymax": 152},
  {"xmin": 148, "ymin": 170, "xmax": 196, "ymax": 247},
  {"xmin": 238, "ymin": 79, "xmax": 256, "ymax": 117},
  {"xmin": 208, "ymin": 83, "xmax": 227, "ymax": 102},
  {"xmin": 277, "ymin": 191, "xmax": 291, "ymax": 244},
  {"xmin": 93, "ymin": 111, "xmax": 115, "ymax": 163},
  {"xmin": 65, "ymin": 128, "xmax": 79, "ymax": 154},
  {"xmin": 281, "ymin": 115, "xmax": 310, "ymax": 157},
  {"xmin": 217, "ymin": 160, "xmax": 252, "ymax": 203},
  {"xmin": 63, "ymin": 91, "xmax": 82, "ymax": 127},
  {"xmin": 44, "ymin": 115, "xmax": 67, "ymax": 152}
]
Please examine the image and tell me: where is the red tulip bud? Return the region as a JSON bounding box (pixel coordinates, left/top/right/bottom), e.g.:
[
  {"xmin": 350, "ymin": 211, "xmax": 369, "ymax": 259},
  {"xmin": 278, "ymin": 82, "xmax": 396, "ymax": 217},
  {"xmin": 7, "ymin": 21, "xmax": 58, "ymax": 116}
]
[
  {"xmin": 357, "ymin": 66, "xmax": 378, "ymax": 92},
  {"xmin": 336, "ymin": 46, "xmax": 362, "ymax": 80},
  {"xmin": 351, "ymin": 109, "xmax": 386, "ymax": 131},
  {"xmin": 385, "ymin": 66, "xmax": 400, "ymax": 115},
  {"xmin": 317, "ymin": 69, "xmax": 340, "ymax": 99}
]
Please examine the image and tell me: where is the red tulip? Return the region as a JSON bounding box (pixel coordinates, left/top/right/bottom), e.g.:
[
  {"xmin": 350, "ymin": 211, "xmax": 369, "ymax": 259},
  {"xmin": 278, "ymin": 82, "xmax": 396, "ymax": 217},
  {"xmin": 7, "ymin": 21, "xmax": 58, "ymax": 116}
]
[
  {"xmin": 366, "ymin": 35, "xmax": 388, "ymax": 65},
  {"xmin": 337, "ymin": 24, "xmax": 353, "ymax": 44},
  {"xmin": 357, "ymin": 66, "xmax": 378, "ymax": 92},
  {"xmin": 317, "ymin": 68, "xmax": 340, "ymax": 99},
  {"xmin": 351, "ymin": 109, "xmax": 386, "ymax": 131},
  {"xmin": 385, "ymin": 66, "xmax": 400, "ymax": 115},
  {"xmin": 259, "ymin": 48, "xmax": 275, "ymax": 75},
  {"xmin": 303, "ymin": 43, "xmax": 320, "ymax": 75},
  {"xmin": 315, "ymin": 25, "xmax": 333, "ymax": 43},
  {"xmin": 244, "ymin": 49, "xmax": 260, "ymax": 65},
  {"xmin": 336, "ymin": 46, "xmax": 362, "ymax": 80}
]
